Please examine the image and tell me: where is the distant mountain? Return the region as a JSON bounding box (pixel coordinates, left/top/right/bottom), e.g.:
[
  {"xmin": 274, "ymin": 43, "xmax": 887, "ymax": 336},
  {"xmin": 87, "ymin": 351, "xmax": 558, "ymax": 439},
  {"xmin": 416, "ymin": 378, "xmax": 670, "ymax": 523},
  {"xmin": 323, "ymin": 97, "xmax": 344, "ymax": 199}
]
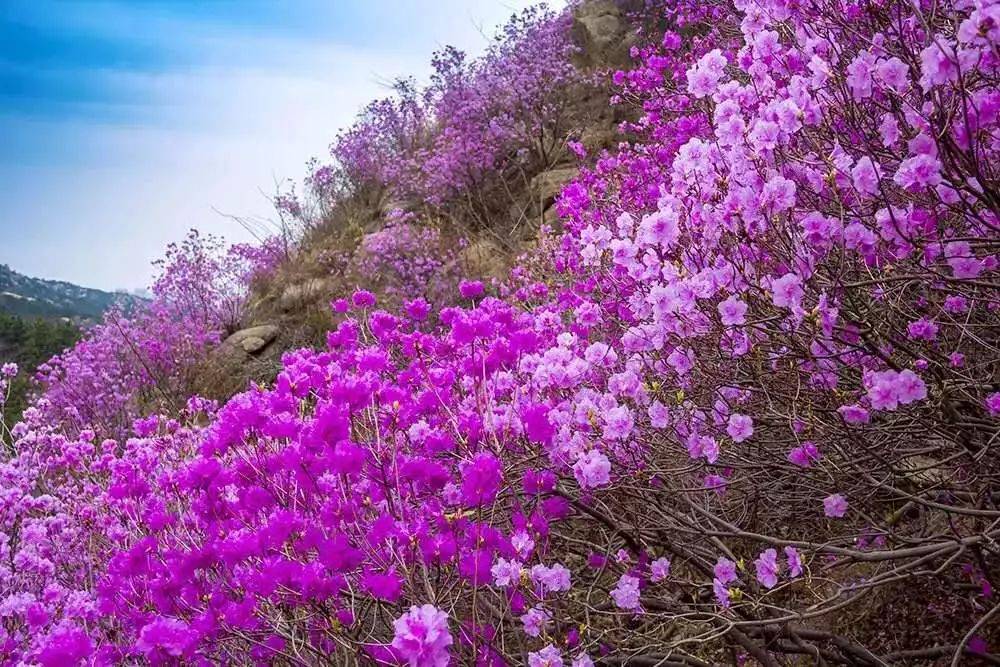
[{"xmin": 0, "ymin": 264, "xmax": 146, "ymax": 319}]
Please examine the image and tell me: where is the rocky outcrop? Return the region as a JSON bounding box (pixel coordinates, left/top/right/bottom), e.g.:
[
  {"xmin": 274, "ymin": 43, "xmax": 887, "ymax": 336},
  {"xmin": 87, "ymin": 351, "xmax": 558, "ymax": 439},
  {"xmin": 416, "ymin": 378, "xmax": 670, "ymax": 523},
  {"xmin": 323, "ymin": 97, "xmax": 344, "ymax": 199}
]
[
  {"xmin": 571, "ymin": 0, "xmax": 639, "ymax": 68},
  {"xmin": 224, "ymin": 324, "xmax": 281, "ymax": 355}
]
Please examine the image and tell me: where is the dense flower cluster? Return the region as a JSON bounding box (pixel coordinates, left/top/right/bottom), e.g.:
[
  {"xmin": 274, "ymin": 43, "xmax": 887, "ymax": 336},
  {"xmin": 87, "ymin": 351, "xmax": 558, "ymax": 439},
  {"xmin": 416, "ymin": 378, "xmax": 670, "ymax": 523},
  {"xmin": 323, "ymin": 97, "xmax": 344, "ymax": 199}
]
[
  {"xmin": 351, "ymin": 213, "xmax": 465, "ymax": 304},
  {"xmin": 3, "ymin": 0, "xmax": 1000, "ymax": 664},
  {"xmin": 322, "ymin": 6, "xmax": 586, "ymax": 218},
  {"xmin": 33, "ymin": 230, "xmax": 262, "ymax": 437}
]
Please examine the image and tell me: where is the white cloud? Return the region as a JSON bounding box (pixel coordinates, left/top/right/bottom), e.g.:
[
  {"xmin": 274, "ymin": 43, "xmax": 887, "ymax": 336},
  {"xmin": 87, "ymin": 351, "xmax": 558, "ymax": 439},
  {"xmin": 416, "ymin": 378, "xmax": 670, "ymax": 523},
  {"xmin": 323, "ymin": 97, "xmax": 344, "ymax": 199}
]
[{"xmin": 1, "ymin": 0, "xmax": 558, "ymax": 290}]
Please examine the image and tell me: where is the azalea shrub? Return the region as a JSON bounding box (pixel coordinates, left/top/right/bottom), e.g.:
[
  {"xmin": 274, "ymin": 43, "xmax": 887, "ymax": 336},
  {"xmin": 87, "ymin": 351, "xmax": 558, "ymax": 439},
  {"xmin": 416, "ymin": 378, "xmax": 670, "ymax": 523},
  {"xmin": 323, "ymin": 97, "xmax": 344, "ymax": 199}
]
[
  {"xmin": 32, "ymin": 230, "xmax": 268, "ymax": 437},
  {"xmin": 3, "ymin": 0, "xmax": 1000, "ymax": 665},
  {"xmin": 319, "ymin": 5, "xmax": 588, "ymax": 225}
]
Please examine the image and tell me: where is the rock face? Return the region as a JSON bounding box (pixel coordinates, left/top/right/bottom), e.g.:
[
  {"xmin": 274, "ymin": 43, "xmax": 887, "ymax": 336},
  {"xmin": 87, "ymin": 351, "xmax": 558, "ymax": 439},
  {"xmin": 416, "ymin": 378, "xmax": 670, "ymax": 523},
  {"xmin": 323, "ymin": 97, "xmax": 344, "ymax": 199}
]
[
  {"xmin": 223, "ymin": 325, "xmax": 281, "ymax": 356},
  {"xmin": 571, "ymin": 0, "xmax": 639, "ymax": 68}
]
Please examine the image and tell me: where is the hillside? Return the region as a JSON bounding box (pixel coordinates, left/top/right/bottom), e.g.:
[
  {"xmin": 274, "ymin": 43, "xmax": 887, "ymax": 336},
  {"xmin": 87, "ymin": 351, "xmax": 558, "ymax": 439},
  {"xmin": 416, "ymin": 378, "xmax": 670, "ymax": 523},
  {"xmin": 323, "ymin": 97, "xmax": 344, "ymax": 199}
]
[
  {"xmin": 2, "ymin": 1, "xmax": 999, "ymax": 665},
  {"xmin": 0, "ymin": 264, "xmax": 145, "ymax": 319}
]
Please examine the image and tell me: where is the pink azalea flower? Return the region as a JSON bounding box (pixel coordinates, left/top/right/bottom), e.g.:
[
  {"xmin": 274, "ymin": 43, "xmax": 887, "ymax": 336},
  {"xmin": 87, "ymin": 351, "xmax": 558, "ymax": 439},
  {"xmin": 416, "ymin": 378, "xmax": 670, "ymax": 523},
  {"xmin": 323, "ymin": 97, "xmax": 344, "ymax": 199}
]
[
  {"xmin": 392, "ymin": 605, "xmax": 453, "ymax": 667},
  {"xmin": 528, "ymin": 644, "xmax": 564, "ymax": 667},
  {"xmin": 823, "ymin": 494, "xmax": 849, "ymax": 518},
  {"xmin": 651, "ymin": 557, "xmax": 671, "ymax": 582},
  {"xmin": 610, "ymin": 574, "xmax": 642, "ymax": 612},
  {"xmin": 755, "ymin": 548, "xmax": 780, "ymax": 588},
  {"xmin": 715, "ymin": 557, "xmax": 738, "ymax": 584},
  {"xmin": 573, "ymin": 449, "xmax": 611, "ymax": 490},
  {"xmin": 785, "ymin": 546, "xmax": 803, "ymax": 577},
  {"xmin": 727, "ymin": 413, "xmax": 754, "ymax": 442}
]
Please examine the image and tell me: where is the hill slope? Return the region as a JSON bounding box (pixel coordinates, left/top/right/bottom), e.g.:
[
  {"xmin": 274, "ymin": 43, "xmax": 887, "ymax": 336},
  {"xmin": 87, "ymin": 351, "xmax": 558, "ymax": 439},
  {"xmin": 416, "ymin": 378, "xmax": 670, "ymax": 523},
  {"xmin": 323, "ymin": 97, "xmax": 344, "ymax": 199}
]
[{"xmin": 0, "ymin": 264, "xmax": 145, "ymax": 319}]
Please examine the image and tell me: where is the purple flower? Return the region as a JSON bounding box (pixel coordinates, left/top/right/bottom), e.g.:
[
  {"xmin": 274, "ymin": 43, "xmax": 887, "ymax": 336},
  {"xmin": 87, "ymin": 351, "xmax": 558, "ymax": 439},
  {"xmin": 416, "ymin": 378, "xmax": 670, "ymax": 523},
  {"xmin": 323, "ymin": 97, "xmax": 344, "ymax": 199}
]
[
  {"xmin": 573, "ymin": 449, "xmax": 611, "ymax": 490},
  {"xmin": 521, "ymin": 606, "xmax": 552, "ymax": 638},
  {"xmin": 713, "ymin": 578, "xmax": 731, "ymax": 608},
  {"xmin": 838, "ymin": 404, "xmax": 870, "ymax": 424},
  {"xmin": 714, "ymin": 557, "xmax": 738, "ymax": 584},
  {"xmin": 755, "ymin": 548, "xmax": 780, "ymax": 588},
  {"xmin": 718, "ymin": 295, "xmax": 748, "ymax": 326},
  {"xmin": 602, "ymin": 405, "xmax": 634, "ymax": 440},
  {"xmin": 894, "ymin": 153, "xmax": 942, "ymax": 191},
  {"xmin": 771, "ymin": 273, "xmax": 804, "ymax": 310},
  {"xmin": 867, "ymin": 369, "xmax": 927, "ymax": 410},
  {"xmin": 392, "ymin": 605, "xmax": 453, "ymax": 667},
  {"xmin": 986, "ymin": 392, "xmax": 1000, "ymax": 416},
  {"xmin": 491, "ymin": 558, "xmax": 522, "ymax": 588},
  {"xmin": 530, "ymin": 563, "xmax": 572, "ymax": 594},
  {"xmin": 823, "ymin": 494, "xmax": 849, "ymax": 518},
  {"xmin": 727, "ymin": 413, "xmax": 754, "ymax": 442},
  {"xmin": 907, "ymin": 318, "xmax": 939, "ymax": 341},
  {"xmin": 610, "ymin": 574, "xmax": 642, "ymax": 612},
  {"xmin": 785, "ymin": 546, "xmax": 803, "ymax": 577},
  {"xmin": 528, "ymin": 644, "xmax": 564, "ymax": 667},
  {"xmin": 851, "ymin": 156, "xmax": 881, "ymax": 195},
  {"xmin": 651, "ymin": 557, "xmax": 671, "ymax": 582},
  {"xmin": 460, "ymin": 452, "xmax": 503, "ymax": 507},
  {"xmin": 787, "ymin": 442, "xmax": 822, "ymax": 468}
]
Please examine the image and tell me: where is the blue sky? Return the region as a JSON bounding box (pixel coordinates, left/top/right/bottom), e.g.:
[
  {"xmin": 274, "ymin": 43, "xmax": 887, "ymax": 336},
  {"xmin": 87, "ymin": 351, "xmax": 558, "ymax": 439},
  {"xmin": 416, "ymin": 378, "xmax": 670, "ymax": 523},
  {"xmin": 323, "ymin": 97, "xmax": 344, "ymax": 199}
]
[{"xmin": 0, "ymin": 0, "xmax": 546, "ymax": 290}]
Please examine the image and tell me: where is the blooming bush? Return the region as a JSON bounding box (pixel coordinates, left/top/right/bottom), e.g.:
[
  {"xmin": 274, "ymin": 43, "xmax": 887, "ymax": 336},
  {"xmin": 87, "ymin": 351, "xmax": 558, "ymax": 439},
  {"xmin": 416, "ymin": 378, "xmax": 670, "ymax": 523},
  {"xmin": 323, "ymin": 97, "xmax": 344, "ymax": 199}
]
[
  {"xmin": 318, "ymin": 6, "xmax": 588, "ymax": 225},
  {"xmin": 3, "ymin": 0, "xmax": 1000, "ymax": 664},
  {"xmin": 33, "ymin": 230, "xmax": 265, "ymax": 437}
]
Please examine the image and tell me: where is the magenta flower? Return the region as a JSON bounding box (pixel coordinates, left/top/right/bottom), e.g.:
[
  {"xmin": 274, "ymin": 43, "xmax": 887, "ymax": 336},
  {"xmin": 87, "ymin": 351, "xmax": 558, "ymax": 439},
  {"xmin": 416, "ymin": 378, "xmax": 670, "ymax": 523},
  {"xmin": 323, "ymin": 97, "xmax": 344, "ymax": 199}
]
[
  {"xmin": 136, "ymin": 617, "xmax": 194, "ymax": 658},
  {"xmin": 823, "ymin": 494, "xmax": 849, "ymax": 518},
  {"xmin": 460, "ymin": 452, "xmax": 503, "ymax": 507},
  {"xmin": 459, "ymin": 280, "xmax": 485, "ymax": 299},
  {"xmin": 726, "ymin": 413, "xmax": 754, "ymax": 442},
  {"xmin": 392, "ymin": 605, "xmax": 453, "ymax": 667},
  {"xmin": 362, "ymin": 569, "xmax": 404, "ymax": 602},
  {"xmin": 787, "ymin": 442, "xmax": 821, "ymax": 468},
  {"xmin": 37, "ymin": 626, "xmax": 94, "ymax": 667},
  {"xmin": 351, "ymin": 289, "xmax": 376, "ymax": 308}
]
